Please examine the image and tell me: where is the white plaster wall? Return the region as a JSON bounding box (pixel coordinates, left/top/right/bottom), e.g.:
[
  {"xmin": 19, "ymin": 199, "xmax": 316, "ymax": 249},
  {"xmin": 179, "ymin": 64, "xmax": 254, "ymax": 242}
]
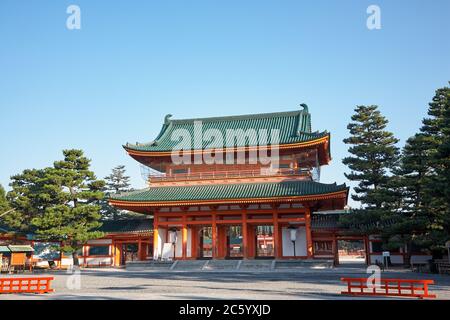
[
  {"xmin": 411, "ymin": 255, "xmax": 432, "ymax": 264},
  {"xmin": 61, "ymin": 258, "xmax": 74, "ymax": 267},
  {"xmin": 155, "ymin": 228, "xmax": 167, "ymax": 259},
  {"xmin": 175, "ymin": 230, "xmax": 182, "ymax": 258},
  {"xmin": 282, "ymin": 226, "xmax": 307, "ymax": 257},
  {"xmin": 370, "ymin": 254, "xmax": 403, "ymax": 264},
  {"xmin": 85, "ymin": 257, "xmax": 113, "ymax": 266}
]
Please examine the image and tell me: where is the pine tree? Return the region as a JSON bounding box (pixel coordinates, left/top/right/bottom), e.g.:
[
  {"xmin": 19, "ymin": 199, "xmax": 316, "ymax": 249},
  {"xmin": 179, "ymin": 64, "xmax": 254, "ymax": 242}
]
[
  {"xmin": 340, "ymin": 105, "xmax": 400, "ymax": 234},
  {"xmin": 0, "ymin": 184, "xmax": 9, "ymax": 214},
  {"xmin": 101, "ymin": 165, "xmax": 134, "ymax": 220},
  {"xmin": 384, "ymin": 134, "xmax": 432, "ymax": 265},
  {"xmin": 105, "ymin": 165, "xmax": 131, "ymax": 193},
  {"xmin": 420, "ymin": 84, "xmax": 450, "ymax": 251},
  {"xmin": 5, "ymin": 150, "xmax": 105, "ymax": 265}
]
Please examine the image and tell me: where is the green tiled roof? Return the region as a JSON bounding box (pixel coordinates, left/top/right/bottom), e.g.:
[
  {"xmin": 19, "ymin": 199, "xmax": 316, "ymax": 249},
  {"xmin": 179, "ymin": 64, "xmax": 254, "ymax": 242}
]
[
  {"xmin": 0, "ymin": 246, "xmax": 10, "ymax": 253},
  {"xmin": 311, "ymin": 213, "xmax": 341, "ymax": 230},
  {"xmin": 110, "ymin": 181, "xmax": 348, "ymax": 203},
  {"xmin": 98, "ymin": 219, "xmax": 153, "ymax": 234},
  {"xmin": 125, "ymin": 107, "xmax": 329, "ymax": 152},
  {"xmin": 8, "ymin": 245, "xmax": 34, "ymax": 253}
]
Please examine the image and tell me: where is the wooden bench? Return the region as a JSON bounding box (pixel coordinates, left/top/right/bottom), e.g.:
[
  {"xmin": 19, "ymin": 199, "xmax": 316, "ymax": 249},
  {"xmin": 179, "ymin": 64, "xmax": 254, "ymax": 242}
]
[
  {"xmin": 0, "ymin": 277, "xmax": 54, "ymax": 294},
  {"xmin": 341, "ymin": 277, "xmax": 436, "ymax": 299}
]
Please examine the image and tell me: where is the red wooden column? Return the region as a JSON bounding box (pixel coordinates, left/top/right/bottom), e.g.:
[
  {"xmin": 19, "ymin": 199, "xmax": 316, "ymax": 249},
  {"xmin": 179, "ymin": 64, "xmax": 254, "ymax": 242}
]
[
  {"xmin": 153, "ymin": 211, "xmax": 159, "ymax": 260},
  {"xmin": 333, "ymin": 233, "xmax": 339, "ymax": 266},
  {"xmin": 305, "ymin": 207, "xmax": 313, "ymax": 258},
  {"xmin": 242, "ymin": 206, "xmax": 248, "ymax": 259},
  {"xmin": 212, "ymin": 208, "xmax": 217, "ymax": 259},
  {"xmin": 138, "ymin": 239, "xmax": 143, "ymax": 261},
  {"xmin": 273, "ymin": 205, "xmax": 282, "ymax": 259},
  {"xmin": 182, "ymin": 211, "xmax": 188, "ymax": 259}
]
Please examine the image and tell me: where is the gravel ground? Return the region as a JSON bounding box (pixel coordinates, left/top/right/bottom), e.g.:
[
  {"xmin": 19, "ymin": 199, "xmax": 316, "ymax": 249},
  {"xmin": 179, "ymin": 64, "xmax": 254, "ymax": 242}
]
[{"xmin": 1, "ymin": 267, "xmax": 449, "ymax": 300}]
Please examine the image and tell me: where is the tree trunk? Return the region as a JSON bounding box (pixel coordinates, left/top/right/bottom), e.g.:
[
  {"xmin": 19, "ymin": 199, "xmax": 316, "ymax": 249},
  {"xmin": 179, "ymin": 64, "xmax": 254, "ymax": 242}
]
[
  {"xmin": 72, "ymin": 251, "xmax": 80, "ymax": 267},
  {"xmin": 404, "ymin": 241, "xmax": 412, "ymax": 267}
]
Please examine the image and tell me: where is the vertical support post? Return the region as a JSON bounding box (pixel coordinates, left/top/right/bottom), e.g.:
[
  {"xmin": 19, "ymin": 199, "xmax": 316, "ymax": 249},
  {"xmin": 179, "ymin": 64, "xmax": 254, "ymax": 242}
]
[
  {"xmin": 242, "ymin": 206, "xmax": 248, "ymax": 259},
  {"xmin": 333, "ymin": 233, "xmax": 339, "ymax": 266},
  {"xmin": 212, "ymin": 209, "xmax": 217, "ymax": 259},
  {"xmin": 364, "ymin": 236, "xmax": 370, "ymax": 265},
  {"xmin": 273, "ymin": 206, "xmax": 281, "ymax": 259},
  {"xmin": 305, "ymin": 207, "xmax": 313, "ymax": 258},
  {"xmin": 153, "ymin": 212, "xmax": 159, "ymax": 260},
  {"xmin": 182, "ymin": 211, "xmax": 188, "ymax": 259},
  {"xmin": 138, "ymin": 239, "xmax": 142, "ymax": 261}
]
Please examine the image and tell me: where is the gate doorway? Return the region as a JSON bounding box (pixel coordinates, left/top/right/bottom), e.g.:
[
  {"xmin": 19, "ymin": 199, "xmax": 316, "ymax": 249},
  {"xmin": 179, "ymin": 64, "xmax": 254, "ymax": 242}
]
[
  {"xmin": 337, "ymin": 239, "xmax": 367, "ymax": 265},
  {"xmin": 255, "ymin": 225, "xmax": 274, "ymax": 258},
  {"xmin": 198, "ymin": 226, "xmax": 213, "ymax": 259},
  {"xmin": 226, "ymin": 226, "xmax": 243, "ymax": 259},
  {"xmin": 120, "ymin": 243, "xmax": 139, "ymax": 265}
]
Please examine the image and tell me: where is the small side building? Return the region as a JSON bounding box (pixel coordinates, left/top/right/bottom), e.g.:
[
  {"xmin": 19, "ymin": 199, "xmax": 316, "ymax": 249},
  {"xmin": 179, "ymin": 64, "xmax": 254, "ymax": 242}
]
[{"xmin": 80, "ymin": 218, "xmax": 153, "ymax": 267}]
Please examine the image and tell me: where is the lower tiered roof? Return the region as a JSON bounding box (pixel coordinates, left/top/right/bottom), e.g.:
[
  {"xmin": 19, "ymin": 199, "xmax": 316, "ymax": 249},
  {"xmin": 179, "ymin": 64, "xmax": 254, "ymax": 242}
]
[{"xmin": 109, "ymin": 181, "xmax": 349, "ymax": 209}]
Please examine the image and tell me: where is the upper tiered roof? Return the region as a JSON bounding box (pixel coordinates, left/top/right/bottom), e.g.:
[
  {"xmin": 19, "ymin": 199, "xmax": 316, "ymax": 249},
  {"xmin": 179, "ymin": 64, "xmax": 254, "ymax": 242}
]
[{"xmin": 124, "ymin": 105, "xmax": 330, "ymax": 153}]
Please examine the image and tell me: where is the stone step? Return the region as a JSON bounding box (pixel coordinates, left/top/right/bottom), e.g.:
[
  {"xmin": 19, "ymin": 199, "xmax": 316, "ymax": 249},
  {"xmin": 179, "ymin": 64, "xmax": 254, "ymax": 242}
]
[
  {"xmin": 275, "ymin": 259, "xmax": 333, "ymax": 269},
  {"xmin": 203, "ymin": 260, "xmax": 239, "ymax": 271},
  {"xmin": 238, "ymin": 259, "xmax": 274, "ymax": 270},
  {"xmin": 126, "ymin": 260, "xmax": 174, "ymax": 270},
  {"xmin": 171, "ymin": 260, "xmax": 208, "ymax": 270}
]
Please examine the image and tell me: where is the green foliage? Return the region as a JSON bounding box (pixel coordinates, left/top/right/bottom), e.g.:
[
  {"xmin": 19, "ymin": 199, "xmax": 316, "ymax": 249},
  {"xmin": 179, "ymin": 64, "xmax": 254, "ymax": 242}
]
[
  {"xmin": 419, "ymin": 84, "xmax": 450, "ymax": 249},
  {"xmin": 340, "ymin": 105, "xmax": 400, "ymax": 234},
  {"xmin": 100, "ymin": 165, "xmax": 135, "ymax": 220},
  {"xmin": 0, "ymin": 184, "xmax": 9, "ymax": 214},
  {"xmin": 5, "ymin": 150, "xmax": 105, "ymax": 256},
  {"xmin": 341, "ymin": 85, "xmax": 450, "ymax": 260},
  {"xmin": 105, "ymin": 165, "xmax": 131, "ymax": 193}
]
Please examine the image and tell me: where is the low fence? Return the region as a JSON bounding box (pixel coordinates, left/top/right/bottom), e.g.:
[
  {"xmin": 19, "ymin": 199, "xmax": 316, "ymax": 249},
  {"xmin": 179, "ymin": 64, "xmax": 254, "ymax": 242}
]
[
  {"xmin": 0, "ymin": 277, "xmax": 54, "ymax": 294},
  {"xmin": 341, "ymin": 277, "xmax": 436, "ymax": 299}
]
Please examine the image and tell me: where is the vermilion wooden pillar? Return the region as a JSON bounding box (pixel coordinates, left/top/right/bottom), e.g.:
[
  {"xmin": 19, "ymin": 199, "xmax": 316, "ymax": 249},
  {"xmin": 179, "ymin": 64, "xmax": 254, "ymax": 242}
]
[
  {"xmin": 212, "ymin": 211, "xmax": 217, "ymax": 259},
  {"xmin": 191, "ymin": 225, "xmax": 198, "ymax": 259},
  {"xmin": 182, "ymin": 213, "xmax": 188, "ymax": 259},
  {"xmin": 273, "ymin": 208, "xmax": 282, "ymax": 259},
  {"xmin": 305, "ymin": 208, "xmax": 313, "ymax": 258},
  {"xmin": 138, "ymin": 239, "xmax": 142, "ymax": 261},
  {"xmin": 217, "ymin": 225, "xmax": 227, "ymax": 258},
  {"xmin": 247, "ymin": 225, "xmax": 255, "ymax": 259},
  {"xmin": 242, "ymin": 207, "xmax": 248, "ymax": 259},
  {"xmin": 153, "ymin": 213, "xmax": 159, "ymax": 260}
]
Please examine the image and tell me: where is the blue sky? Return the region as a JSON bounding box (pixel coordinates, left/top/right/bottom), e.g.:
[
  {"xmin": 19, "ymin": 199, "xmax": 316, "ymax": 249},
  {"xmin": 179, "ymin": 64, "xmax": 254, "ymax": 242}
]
[{"xmin": 1, "ymin": 0, "xmax": 449, "ymax": 207}]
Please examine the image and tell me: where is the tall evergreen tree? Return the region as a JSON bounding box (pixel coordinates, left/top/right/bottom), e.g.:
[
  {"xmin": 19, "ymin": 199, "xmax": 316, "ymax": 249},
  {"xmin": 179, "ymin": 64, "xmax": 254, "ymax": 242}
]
[
  {"xmin": 101, "ymin": 165, "xmax": 134, "ymax": 220},
  {"xmin": 340, "ymin": 105, "xmax": 400, "ymax": 234},
  {"xmin": 5, "ymin": 150, "xmax": 105, "ymax": 265},
  {"xmin": 420, "ymin": 84, "xmax": 450, "ymax": 250},
  {"xmin": 0, "ymin": 184, "xmax": 9, "ymax": 214},
  {"xmin": 384, "ymin": 134, "xmax": 432, "ymax": 265},
  {"xmin": 105, "ymin": 165, "xmax": 131, "ymax": 193}
]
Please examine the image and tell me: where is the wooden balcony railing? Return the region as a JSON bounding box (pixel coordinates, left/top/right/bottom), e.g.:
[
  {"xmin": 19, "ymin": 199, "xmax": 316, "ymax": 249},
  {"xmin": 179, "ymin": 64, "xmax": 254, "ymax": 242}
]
[{"xmin": 149, "ymin": 168, "xmax": 312, "ymax": 182}]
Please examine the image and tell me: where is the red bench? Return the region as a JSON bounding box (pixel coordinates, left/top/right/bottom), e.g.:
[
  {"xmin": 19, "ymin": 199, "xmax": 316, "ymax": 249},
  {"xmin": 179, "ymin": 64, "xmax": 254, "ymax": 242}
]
[
  {"xmin": 0, "ymin": 277, "xmax": 54, "ymax": 294},
  {"xmin": 341, "ymin": 277, "xmax": 436, "ymax": 299}
]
